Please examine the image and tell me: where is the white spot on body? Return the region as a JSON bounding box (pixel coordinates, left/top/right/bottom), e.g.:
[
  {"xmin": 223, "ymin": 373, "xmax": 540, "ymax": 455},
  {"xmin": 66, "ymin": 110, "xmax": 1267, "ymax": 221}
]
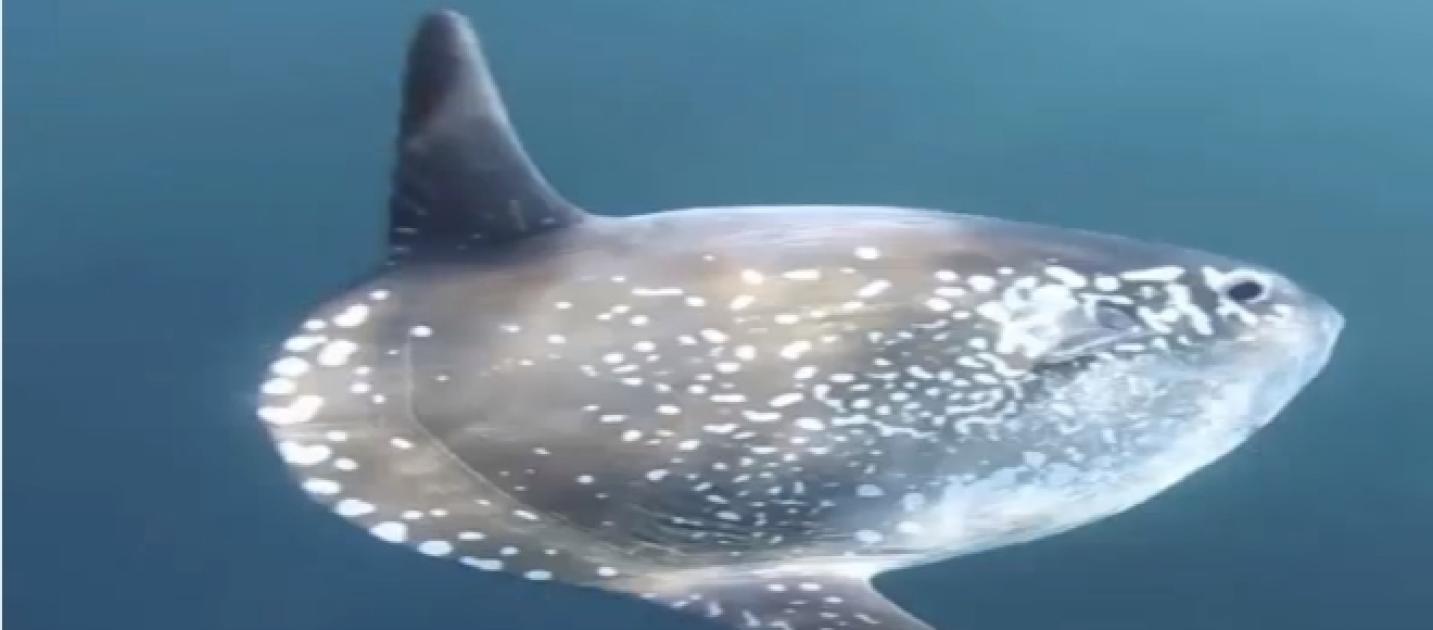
[
  {"xmin": 855, "ymin": 530, "xmax": 884, "ymax": 544},
  {"xmin": 278, "ymin": 442, "xmax": 332, "ymax": 466},
  {"xmin": 258, "ymin": 395, "xmax": 324, "ymax": 425},
  {"xmin": 370, "ymin": 522, "xmax": 408, "ymax": 543},
  {"xmin": 856, "ymin": 280, "xmax": 890, "ymax": 299},
  {"xmin": 744, "ymin": 410, "xmax": 781, "ymax": 422},
  {"xmin": 902, "ymin": 493, "xmax": 927, "ymax": 511},
  {"xmin": 779, "ymin": 341, "xmax": 813, "ymax": 360},
  {"xmin": 925, "ymin": 297, "xmax": 953, "ymax": 312},
  {"xmin": 261, "ymin": 378, "xmax": 296, "ymax": 395},
  {"xmin": 729, "ymin": 295, "xmax": 756, "ymax": 311},
  {"xmin": 968, "ymin": 275, "xmax": 997, "ymax": 292},
  {"xmin": 770, "ymin": 392, "xmax": 804, "ymax": 408},
  {"xmin": 794, "ymin": 417, "xmax": 826, "ymax": 431},
  {"xmin": 283, "ymin": 335, "xmax": 326, "ymax": 353},
  {"xmin": 460, "ymin": 557, "xmax": 503, "ymax": 571},
  {"xmin": 317, "ymin": 340, "xmax": 359, "ymax": 366},
  {"xmin": 335, "ymin": 499, "xmax": 375, "ymax": 517},
  {"xmin": 332, "ymin": 304, "xmax": 370, "ymax": 328},
  {"xmin": 270, "ymin": 357, "xmax": 310, "ymax": 377}
]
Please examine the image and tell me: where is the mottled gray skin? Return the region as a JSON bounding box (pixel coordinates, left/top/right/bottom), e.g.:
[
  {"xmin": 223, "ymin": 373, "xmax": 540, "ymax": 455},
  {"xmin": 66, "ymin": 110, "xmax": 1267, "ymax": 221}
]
[{"xmin": 256, "ymin": 11, "xmax": 1343, "ymax": 630}]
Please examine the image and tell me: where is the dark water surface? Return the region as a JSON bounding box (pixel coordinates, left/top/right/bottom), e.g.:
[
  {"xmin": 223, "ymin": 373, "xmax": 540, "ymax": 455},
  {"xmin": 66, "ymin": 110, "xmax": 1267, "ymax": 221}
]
[{"xmin": 7, "ymin": 1, "xmax": 1431, "ymax": 629}]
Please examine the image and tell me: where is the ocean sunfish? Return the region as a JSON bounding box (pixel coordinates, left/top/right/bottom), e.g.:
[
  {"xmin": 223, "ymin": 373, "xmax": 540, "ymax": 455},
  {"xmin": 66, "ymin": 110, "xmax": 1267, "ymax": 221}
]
[{"xmin": 255, "ymin": 10, "xmax": 1343, "ymax": 630}]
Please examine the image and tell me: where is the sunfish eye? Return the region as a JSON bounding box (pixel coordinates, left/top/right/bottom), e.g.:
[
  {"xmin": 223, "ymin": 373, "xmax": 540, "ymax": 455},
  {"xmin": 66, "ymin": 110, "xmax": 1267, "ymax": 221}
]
[
  {"xmin": 1214, "ymin": 269, "xmax": 1270, "ymax": 305},
  {"xmin": 1226, "ymin": 279, "xmax": 1265, "ymax": 303}
]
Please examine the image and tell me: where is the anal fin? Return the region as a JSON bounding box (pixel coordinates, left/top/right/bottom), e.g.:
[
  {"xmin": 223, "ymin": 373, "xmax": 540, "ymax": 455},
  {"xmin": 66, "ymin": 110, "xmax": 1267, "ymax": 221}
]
[{"xmin": 611, "ymin": 565, "xmax": 934, "ymax": 630}]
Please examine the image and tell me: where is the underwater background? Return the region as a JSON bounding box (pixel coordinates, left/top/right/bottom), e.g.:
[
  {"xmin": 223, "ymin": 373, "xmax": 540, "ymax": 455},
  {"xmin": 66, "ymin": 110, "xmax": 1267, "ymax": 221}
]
[{"xmin": 7, "ymin": 1, "xmax": 1431, "ymax": 628}]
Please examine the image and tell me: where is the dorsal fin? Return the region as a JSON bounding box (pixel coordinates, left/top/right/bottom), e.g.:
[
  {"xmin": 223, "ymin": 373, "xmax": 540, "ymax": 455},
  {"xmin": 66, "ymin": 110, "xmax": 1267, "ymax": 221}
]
[{"xmin": 388, "ymin": 10, "xmax": 583, "ymax": 257}]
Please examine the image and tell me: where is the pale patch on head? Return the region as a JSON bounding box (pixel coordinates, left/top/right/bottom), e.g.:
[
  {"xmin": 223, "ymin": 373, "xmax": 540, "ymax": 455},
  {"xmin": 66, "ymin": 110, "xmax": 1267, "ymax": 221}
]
[
  {"xmin": 1120, "ymin": 265, "xmax": 1186, "ymax": 283},
  {"xmin": 1044, "ymin": 265, "xmax": 1088, "ymax": 288}
]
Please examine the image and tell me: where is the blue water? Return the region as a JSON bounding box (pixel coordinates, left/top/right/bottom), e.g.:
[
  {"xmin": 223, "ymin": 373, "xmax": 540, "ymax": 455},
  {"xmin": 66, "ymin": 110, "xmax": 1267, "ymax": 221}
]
[{"xmin": 7, "ymin": 1, "xmax": 1431, "ymax": 629}]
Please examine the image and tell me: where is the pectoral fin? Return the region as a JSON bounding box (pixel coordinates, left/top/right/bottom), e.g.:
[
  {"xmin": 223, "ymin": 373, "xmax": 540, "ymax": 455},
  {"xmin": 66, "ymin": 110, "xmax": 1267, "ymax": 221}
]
[{"xmin": 609, "ymin": 566, "xmax": 934, "ymax": 630}]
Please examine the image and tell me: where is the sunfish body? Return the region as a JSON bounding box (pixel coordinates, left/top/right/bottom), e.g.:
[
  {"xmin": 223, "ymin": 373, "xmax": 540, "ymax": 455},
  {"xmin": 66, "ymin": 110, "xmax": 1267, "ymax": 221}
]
[{"xmin": 257, "ymin": 11, "xmax": 1343, "ymax": 630}]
